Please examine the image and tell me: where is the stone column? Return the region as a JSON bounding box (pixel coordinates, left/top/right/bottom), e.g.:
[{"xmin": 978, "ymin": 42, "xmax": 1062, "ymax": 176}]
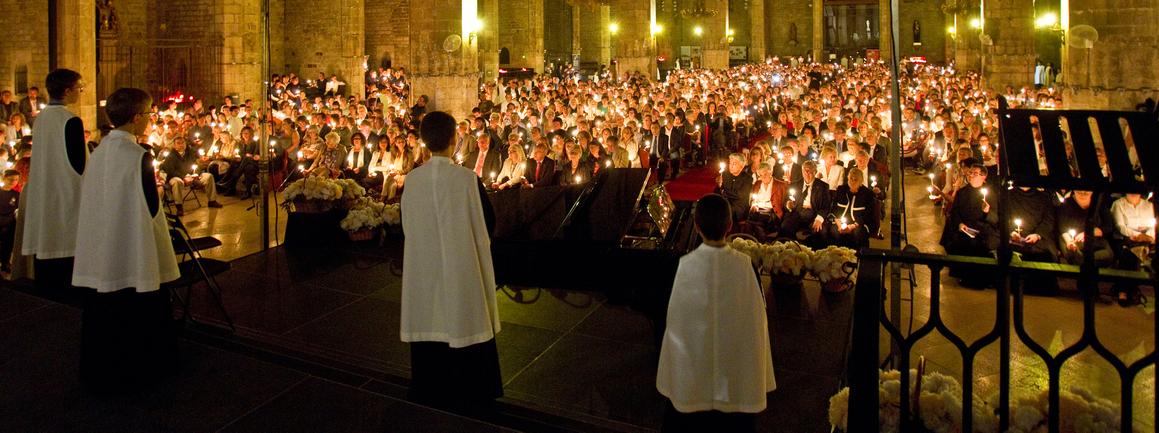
[
  {"xmin": 598, "ymin": 5, "xmax": 611, "ymax": 66},
  {"xmin": 982, "ymin": 0, "xmax": 1035, "ymax": 91},
  {"xmin": 479, "ymin": 0, "xmax": 498, "ymax": 81},
  {"xmin": 812, "ymin": 0, "xmax": 823, "ymax": 61},
  {"xmin": 612, "ymin": 0, "xmax": 654, "ymax": 77},
  {"xmin": 748, "ymin": 0, "xmax": 766, "ymax": 62},
  {"xmin": 55, "ymin": 0, "xmax": 98, "ymax": 129},
  {"xmin": 571, "ymin": 4, "xmax": 582, "ymax": 67},
  {"xmin": 879, "ymin": 0, "xmax": 892, "ymax": 62},
  {"xmin": 408, "ymin": 0, "xmax": 479, "ymax": 120},
  {"xmin": 217, "ymin": 0, "xmax": 263, "ymax": 102},
  {"xmin": 701, "ymin": 0, "xmax": 729, "ymax": 70}
]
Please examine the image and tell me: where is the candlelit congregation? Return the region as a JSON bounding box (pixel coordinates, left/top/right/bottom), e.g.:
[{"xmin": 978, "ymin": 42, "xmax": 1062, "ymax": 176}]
[{"xmin": 1, "ymin": 0, "xmax": 1156, "ymax": 432}]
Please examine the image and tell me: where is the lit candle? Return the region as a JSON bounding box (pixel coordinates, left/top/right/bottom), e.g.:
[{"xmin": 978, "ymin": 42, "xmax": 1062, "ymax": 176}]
[
  {"xmin": 980, "ymin": 187, "xmax": 989, "ymax": 203},
  {"xmin": 198, "ymin": 149, "xmax": 205, "ymax": 156},
  {"xmin": 718, "ymin": 162, "xmax": 726, "ymax": 173},
  {"xmin": 191, "ymin": 164, "xmax": 198, "ymax": 172},
  {"xmin": 1014, "ymin": 218, "xmax": 1023, "ymax": 234},
  {"xmin": 839, "ymin": 217, "xmax": 848, "ymax": 230},
  {"xmin": 928, "ymin": 173, "xmax": 936, "ymax": 185},
  {"xmin": 870, "ymin": 175, "xmax": 877, "ymax": 188},
  {"xmin": 1068, "ymin": 229, "xmax": 1078, "ymax": 242},
  {"xmin": 789, "ymin": 188, "xmax": 797, "ymax": 201},
  {"xmin": 575, "ymin": 175, "xmax": 582, "ymax": 184}
]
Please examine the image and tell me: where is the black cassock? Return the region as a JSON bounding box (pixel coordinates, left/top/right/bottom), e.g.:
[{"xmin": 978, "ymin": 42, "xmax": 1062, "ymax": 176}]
[
  {"xmin": 1007, "ymin": 188, "xmax": 1060, "ymax": 262},
  {"xmin": 940, "ymin": 184, "xmax": 998, "ymax": 257},
  {"xmin": 1056, "ymin": 196, "xmax": 1115, "ymax": 266},
  {"xmin": 717, "ymin": 171, "xmax": 753, "ymax": 223}
]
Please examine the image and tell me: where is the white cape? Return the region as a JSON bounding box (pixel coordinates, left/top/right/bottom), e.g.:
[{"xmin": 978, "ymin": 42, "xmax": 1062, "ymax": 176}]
[
  {"xmin": 657, "ymin": 244, "xmax": 776, "ymax": 413},
  {"xmin": 399, "ymin": 156, "xmax": 500, "ymax": 348}
]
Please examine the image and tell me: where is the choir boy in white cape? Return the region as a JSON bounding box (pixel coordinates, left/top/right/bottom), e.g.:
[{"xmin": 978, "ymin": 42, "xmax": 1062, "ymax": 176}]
[
  {"xmin": 400, "ymin": 111, "xmax": 501, "ymax": 409},
  {"xmin": 72, "ymin": 88, "xmax": 180, "ymax": 392},
  {"xmin": 21, "ymin": 69, "xmax": 87, "ymax": 292},
  {"xmin": 657, "ymin": 194, "xmax": 776, "ymax": 432}
]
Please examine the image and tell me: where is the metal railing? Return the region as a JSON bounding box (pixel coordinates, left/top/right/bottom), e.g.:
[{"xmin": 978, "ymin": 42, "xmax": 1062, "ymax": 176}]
[{"xmin": 846, "ymin": 249, "xmax": 1156, "ymax": 432}]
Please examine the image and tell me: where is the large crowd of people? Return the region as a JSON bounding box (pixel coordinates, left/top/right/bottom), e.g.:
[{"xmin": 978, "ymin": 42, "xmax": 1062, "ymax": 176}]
[{"xmin": 0, "ymin": 57, "xmax": 1151, "ymax": 304}]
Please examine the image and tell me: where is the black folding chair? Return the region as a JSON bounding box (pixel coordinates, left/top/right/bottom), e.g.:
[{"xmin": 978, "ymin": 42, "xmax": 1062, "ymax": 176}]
[{"xmin": 162, "ymin": 211, "xmax": 235, "ymax": 332}]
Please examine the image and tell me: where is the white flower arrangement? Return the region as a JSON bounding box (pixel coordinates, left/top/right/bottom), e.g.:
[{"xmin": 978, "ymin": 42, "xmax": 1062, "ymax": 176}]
[
  {"xmin": 382, "ymin": 202, "xmax": 401, "ymax": 226},
  {"xmin": 282, "ymin": 177, "xmax": 344, "ymax": 202},
  {"xmin": 336, "ymin": 178, "xmax": 366, "ymax": 200},
  {"xmin": 1007, "ymin": 387, "xmax": 1126, "ymax": 433},
  {"xmin": 762, "ymin": 240, "xmax": 813, "ymax": 276},
  {"xmin": 340, "ymin": 197, "xmax": 388, "ymax": 232},
  {"xmin": 828, "ymin": 369, "xmax": 1000, "ymax": 433},
  {"xmin": 810, "ymin": 245, "xmax": 858, "ymax": 283}
]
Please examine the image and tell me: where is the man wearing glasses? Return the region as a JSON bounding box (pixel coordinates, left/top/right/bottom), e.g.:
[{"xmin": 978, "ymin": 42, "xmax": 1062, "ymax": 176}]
[
  {"xmin": 939, "ymin": 161, "xmax": 999, "ymax": 288},
  {"xmin": 21, "ymin": 69, "xmax": 87, "ymax": 293}
]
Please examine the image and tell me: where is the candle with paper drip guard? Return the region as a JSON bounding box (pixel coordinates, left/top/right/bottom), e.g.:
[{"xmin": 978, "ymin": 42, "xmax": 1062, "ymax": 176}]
[
  {"xmin": 839, "ymin": 216, "xmax": 848, "ymax": 231},
  {"xmin": 870, "ymin": 175, "xmax": 877, "ymax": 188},
  {"xmin": 1014, "ymin": 218, "xmax": 1023, "ymax": 235},
  {"xmin": 788, "ymin": 188, "xmax": 797, "ymax": 202}
]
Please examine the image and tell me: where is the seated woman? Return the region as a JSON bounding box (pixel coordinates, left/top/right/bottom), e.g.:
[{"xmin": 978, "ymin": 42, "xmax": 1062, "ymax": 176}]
[
  {"xmin": 818, "ymin": 146, "xmax": 845, "ymax": 193},
  {"xmin": 829, "ymin": 169, "xmax": 878, "ymax": 249},
  {"xmin": 307, "ymin": 132, "xmax": 345, "ymax": 178},
  {"xmin": 371, "ymin": 135, "xmax": 413, "ymax": 201},
  {"xmin": 365, "ymin": 135, "xmax": 392, "ymax": 193},
  {"xmin": 342, "ymin": 132, "xmax": 372, "ymax": 181},
  {"xmin": 206, "ymin": 133, "xmax": 236, "ymax": 185},
  {"xmin": 298, "ymin": 125, "xmax": 324, "ymax": 168},
  {"xmin": 748, "ymin": 163, "xmax": 783, "ymax": 239},
  {"xmin": 1110, "ymin": 193, "xmax": 1155, "ymax": 305},
  {"xmin": 493, "ymin": 143, "xmax": 528, "ymax": 190},
  {"xmin": 559, "ymin": 142, "xmax": 593, "ymax": 186}
]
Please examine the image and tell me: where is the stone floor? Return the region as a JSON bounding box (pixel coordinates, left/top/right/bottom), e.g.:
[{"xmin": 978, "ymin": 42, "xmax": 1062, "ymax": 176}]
[{"xmin": 1, "ymin": 171, "xmax": 1154, "ymax": 432}]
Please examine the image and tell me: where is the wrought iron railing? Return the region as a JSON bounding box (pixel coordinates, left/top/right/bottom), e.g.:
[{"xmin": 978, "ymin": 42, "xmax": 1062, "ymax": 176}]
[{"xmin": 846, "ymin": 249, "xmax": 1155, "ymax": 432}]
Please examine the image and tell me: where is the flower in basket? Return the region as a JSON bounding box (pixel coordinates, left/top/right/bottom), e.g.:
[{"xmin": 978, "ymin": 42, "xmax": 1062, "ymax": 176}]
[
  {"xmin": 1007, "ymin": 387, "xmax": 1125, "ymax": 433},
  {"xmin": 761, "ymin": 241, "xmax": 813, "ymax": 276},
  {"xmin": 336, "ymin": 178, "xmax": 366, "ymax": 200},
  {"xmin": 383, "ymin": 203, "xmax": 401, "ymax": 226},
  {"xmin": 810, "ymin": 245, "xmax": 857, "ymax": 283},
  {"xmin": 282, "ymin": 177, "xmax": 344, "ymax": 202},
  {"xmin": 340, "ymin": 197, "xmax": 388, "ymax": 232},
  {"xmin": 728, "ymin": 237, "xmax": 762, "ymax": 262},
  {"xmin": 828, "ymin": 369, "xmax": 999, "ymax": 433}
]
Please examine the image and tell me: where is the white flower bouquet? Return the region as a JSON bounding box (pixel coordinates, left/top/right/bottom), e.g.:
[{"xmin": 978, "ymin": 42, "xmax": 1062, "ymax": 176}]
[
  {"xmin": 828, "ymin": 367, "xmax": 1000, "ymax": 433},
  {"xmin": 382, "ymin": 202, "xmax": 401, "ymax": 227},
  {"xmin": 282, "ymin": 176, "xmax": 346, "ymax": 213},
  {"xmin": 340, "ymin": 197, "xmax": 388, "ymax": 232},
  {"xmin": 762, "ymin": 240, "xmax": 813, "ymax": 277},
  {"xmin": 810, "ymin": 245, "xmax": 857, "ymax": 291},
  {"xmin": 1008, "ymin": 387, "xmax": 1126, "ymax": 433},
  {"xmin": 336, "ymin": 178, "xmax": 366, "ymax": 201}
]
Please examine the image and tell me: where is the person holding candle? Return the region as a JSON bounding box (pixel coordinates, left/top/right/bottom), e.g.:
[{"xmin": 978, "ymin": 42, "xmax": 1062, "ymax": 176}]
[
  {"xmin": 18, "ymin": 86, "xmax": 43, "ymax": 125},
  {"xmin": 342, "ymin": 132, "xmax": 372, "ymax": 182},
  {"xmin": 523, "ymin": 142, "xmax": 557, "ymax": 188},
  {"xmin": 818, "ymin": 146, "xmax": 845, "ymax": 192},
  {"xmin": 939, "ymin": 162, "xmax": 999, "ymax": 288},
  {"xmin": 0, "ymin": 170, "xmax": 19, "ymax": 275},
  {"xmin": 160, "ymin": 137, "xmax": 221, "ymax": 215},
  {"xmin": 307, "ymin": 131, "xmax": 345, "ymax": 179},
  {"xmin": 780, "ymin": 160, "xmax": 830, "ymax": 246},
  {"xmin": 1057, "ymin": 190, "xmax": 1115, "ymax": 268},
  {"xmin": 829, "ymin": 168, "xmax": 877, "ymax": 249},
  {"xmin": 493, "ymin": 143, "xmax": 528, "ymax": 190},
  {"xmin": 1007, "ymin": 187, "xmax": 1060, "ymax": 294},
  {"xmin": 1110, "ymin": 193, "xmax": 1155, "ymax": 306},
  {"xmin": 463, "ymin": 133, "xmax": 503, "ymax": 181},
  {"xmin": 559, "ymin": 142, "xmax": 592, "ymax": 186},
  {"xmin": 748, "ymin": 163, "xmax": 783, "ymax": 239},
  {"xmin": 715, "ymin": 153, "xmax": 753, "ymax": 225},
  {"xmin": 773, "ymin": 144, "xmax": 802, "ymax": 184}
]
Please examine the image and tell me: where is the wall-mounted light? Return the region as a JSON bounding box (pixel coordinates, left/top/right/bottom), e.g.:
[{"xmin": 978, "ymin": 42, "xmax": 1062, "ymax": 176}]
[
  {"xmin": 609, "ymin": 22, "xmax": 619, "ymax": 35},
  {"xmin": 651, "ymin": 23, "xmax": 664, "ymax": 35},
  {"xmin": 693, "ymin": 25, "xmax": 703, "ymax": 36},
  {"xmin": 1034, "ymin": 12, "xmax": 1057, "ymax": 29},
  {"xmin": 968, "ymin": 17, "xmax": 982, "ymax": 29}
]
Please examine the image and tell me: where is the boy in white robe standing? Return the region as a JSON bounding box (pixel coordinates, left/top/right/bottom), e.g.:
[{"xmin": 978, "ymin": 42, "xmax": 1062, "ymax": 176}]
[
  {"xmin": 73, "ymin": 88, "xmax": 180, "ymax": 393},
  {"xmin": 400, "ymin": 110, "xmax": 501, "ymax": 410},
  {"xmin": 657, "ymin": 194, "xmax": 776, "ymax": 432}
]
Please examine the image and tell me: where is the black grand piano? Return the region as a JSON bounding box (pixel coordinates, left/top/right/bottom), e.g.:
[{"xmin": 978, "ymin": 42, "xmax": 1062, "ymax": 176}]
[{"xmin": 489, "ymin": 168, "xmax": 700, "ymax": 328}]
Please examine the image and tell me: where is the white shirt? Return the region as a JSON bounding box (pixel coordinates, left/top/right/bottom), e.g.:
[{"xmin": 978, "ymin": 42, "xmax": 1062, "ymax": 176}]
[
  {"xmin": 1111, "ymin": 197, "xmax": 1156, "ymax": 239},
  {"xmin": 658, "ymin": 244, "xmax": 775, "ymax": 413},
  {"xmin": 400, "ymin": 156, "xmax": 500, "ymax": 347}
]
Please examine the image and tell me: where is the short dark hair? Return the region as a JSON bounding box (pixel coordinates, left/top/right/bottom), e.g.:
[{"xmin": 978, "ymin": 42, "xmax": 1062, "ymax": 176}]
[
  {"xmin": 693, "ymin": 194, "xmax": 731, "ymax": 242},
  {"xmin": 419, "ymin": 111, "xmax": 456, "ymax": 152},
  {"xmin": 2, "ymin": 169, "xmax": 18, "ymax": 177},
  {"xmin": 45, "ymin": 69, "xmax": 82, "ymax": 100},
  {"xmin": 105, "ymin": 88, "xmax": 152, "ymax": 127}
]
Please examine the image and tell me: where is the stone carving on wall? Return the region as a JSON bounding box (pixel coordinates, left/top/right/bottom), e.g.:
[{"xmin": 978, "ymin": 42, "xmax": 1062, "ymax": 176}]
[
  {"xmin": 98, "ymin": 0, "xmax": 119, "ymax": 34},
  {"xmin": 788, "ymin": 23, "xmax": 798, "ymax": 46}
]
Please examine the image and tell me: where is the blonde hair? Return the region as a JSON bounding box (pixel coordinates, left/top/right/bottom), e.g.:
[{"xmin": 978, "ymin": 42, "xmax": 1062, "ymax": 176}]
[{"xmin": 324, "ymin": 131, "xmax": 341, "ymax": 145}]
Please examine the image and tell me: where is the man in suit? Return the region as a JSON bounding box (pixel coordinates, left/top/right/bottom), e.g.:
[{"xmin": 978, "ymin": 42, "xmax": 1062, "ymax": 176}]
[
  {"xmin": 862, "ymin": 127, "xmax": 888, "ymax": 167},
  {"xmin": 524, "ymin": 143, "xmax": 557, "ymax": 188},
  {"xmin": 780, "ymin": 160, "xmax": 830, "ymax": 245},
  {"xmin": 19, "ymin": 87, "xmax": 44, "ymax": 125},
  {"xmin": 464, "ymin": 134, "xmax": 503, "ymax": 181},
  {"xmin": 660, "ymin": 113, "xmax": 684, "ymax": 181}
]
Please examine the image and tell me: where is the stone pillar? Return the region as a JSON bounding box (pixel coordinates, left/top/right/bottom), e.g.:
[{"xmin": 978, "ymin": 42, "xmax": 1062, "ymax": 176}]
[
  {"xmin": 217, "ymin": 0, "xmax": 264, "ymax": 102},
  {"xmin": 612, "ymin": 0, "xmax": 654, "ymax": 77},
  {"xmin": 982, "ymin": 0, "xmax": 1035, "ymax": 91},
  {"xmin": 879, "ymin": 0, "xmax": 892, "ymax": 62},
  {"xmin": 1063, "ymin": 0, "xmax": 1159, "ymax": 109},
  {"xmin": 598, "ymin": 5, "xmax": 611, "ymax": 66},
  {"xmin": 748, "ymin": 0, "xmax": 766, "ymax": 62},
  {"xmin": 812, "ymin": 0, "xmax": 823, "ymax": 62},
  {"xmin": 408, "ymin": 0, "xmax": 479, "ymax": 120},
  {"xmin": 571, "ymin": 4, "xmax": 582, "ymax": 66},
  {"xmin": 497, "ymin": 0, "xmax": 543, "ymax": 70},
  {"xmin": 700, "ymin": 0, "xmax": 729, "ymax": 70},
  {"xmin": 55, "ymin": 0, "xmax": 98, "ymax": 129},
  {"xmin": 478, "ymin": 0, "xmax": 498, "ymax": 81}
]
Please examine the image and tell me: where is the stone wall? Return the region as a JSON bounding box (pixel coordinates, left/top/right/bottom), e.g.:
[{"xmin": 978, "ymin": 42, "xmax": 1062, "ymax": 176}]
[
  {"xmin": 365, "ymin": 0, "xmax": 411, "ymax": 70},
  {"xmin": 982, "ymin": 0, "xmax": 1036, "ymax": 91},
  {"xmin": 893, "ymin": 0, "xmax": 948, "ymax": 64},
  {"xmin": 497, "ymin": 0, "xmax": 544, "ymax": 70},
  {"xmin": 544, "ymin": 0, "xmax": 572, "ymax": 66},
  {"xmin": 1063, "ymin": 0, "xmax": 1159, "ymax": 109},
  {"xmin": 0, "ymin": 0, "xmax": 51, "ymax": 96},
  {"xmin": 767, "ymin": 0, "xmax": 813, "ymax": 58},
  {"xmin": 281, "ymin": 0, "xmax": 365, "ymax": 97}
]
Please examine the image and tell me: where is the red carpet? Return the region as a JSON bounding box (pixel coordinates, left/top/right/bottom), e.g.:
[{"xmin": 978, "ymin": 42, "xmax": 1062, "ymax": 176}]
[{"xmin": 664, "ymin": 166, "xmax": 719, "ymax": 202}]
